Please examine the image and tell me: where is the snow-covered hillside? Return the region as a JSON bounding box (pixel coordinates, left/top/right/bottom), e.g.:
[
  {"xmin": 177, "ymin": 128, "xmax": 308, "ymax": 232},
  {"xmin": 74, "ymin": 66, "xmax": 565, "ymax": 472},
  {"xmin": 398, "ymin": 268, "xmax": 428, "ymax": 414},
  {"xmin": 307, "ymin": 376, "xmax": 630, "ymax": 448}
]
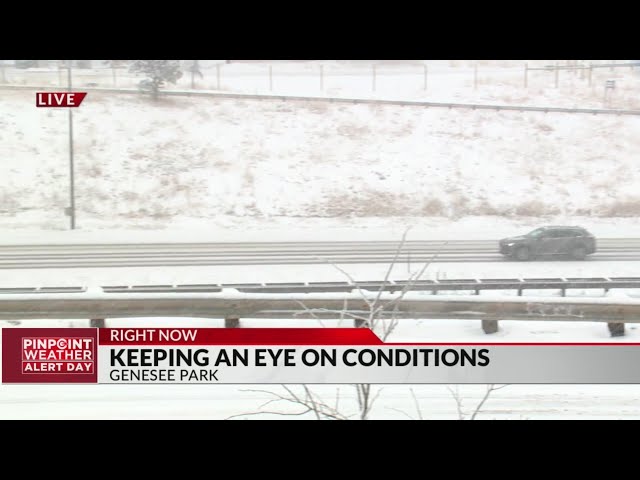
[{"xmin": 1, "ymin": 84, "xmax": 639, "ymax": 231}]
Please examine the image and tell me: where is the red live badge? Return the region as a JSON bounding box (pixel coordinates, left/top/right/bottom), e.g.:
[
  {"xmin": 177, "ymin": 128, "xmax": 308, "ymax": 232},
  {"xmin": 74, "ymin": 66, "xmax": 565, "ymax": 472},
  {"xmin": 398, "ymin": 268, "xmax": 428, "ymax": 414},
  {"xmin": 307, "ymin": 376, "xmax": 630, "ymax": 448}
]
[{"xmin": 36, "ymin": 92, "xmax": 87, "ymax": 107}]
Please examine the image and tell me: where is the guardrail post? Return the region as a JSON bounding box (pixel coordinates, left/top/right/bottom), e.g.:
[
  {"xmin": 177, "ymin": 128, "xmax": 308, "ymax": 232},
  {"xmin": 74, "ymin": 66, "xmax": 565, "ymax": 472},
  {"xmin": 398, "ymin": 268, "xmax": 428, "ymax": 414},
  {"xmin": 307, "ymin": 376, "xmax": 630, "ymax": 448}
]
[
  {"xmin": 608, "ymin": 322, "xmax": 625, "ymax": 337},
  {"xmin": 482, "ymin": 320, "xmax": 499, "ymax": 334},
  {"xmin": 225, "ymin": 317, "xmax": 240, "ymax": 328},
  {"xmin": 524, "ymin": 63, "xmax": 528, "ymax": 88},
  {"xmin": 354, "ymin": 318, "xmax": 367, "ymax": 328},
  {"xmin": 90, "ymin": 318, "xmax": 105, "ymax": 328}
]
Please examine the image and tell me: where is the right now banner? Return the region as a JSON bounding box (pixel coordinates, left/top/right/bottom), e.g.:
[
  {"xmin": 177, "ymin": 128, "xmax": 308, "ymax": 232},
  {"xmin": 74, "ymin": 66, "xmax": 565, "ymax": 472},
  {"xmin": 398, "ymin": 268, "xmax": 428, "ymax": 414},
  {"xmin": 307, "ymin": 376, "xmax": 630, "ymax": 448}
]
[{"xmin": 3, "ymin": 328, "xmax": 640, "ymax": 384}]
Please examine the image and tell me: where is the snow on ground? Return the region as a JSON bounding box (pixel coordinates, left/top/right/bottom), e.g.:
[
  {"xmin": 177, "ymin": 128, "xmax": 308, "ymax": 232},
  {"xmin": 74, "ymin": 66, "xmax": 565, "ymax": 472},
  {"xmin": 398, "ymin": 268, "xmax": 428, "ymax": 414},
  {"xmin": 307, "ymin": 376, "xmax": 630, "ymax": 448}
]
[
  {"xmin": 1, "ymin": 260, "xmax": 640, "ymax": 288},
  {"xmin": 2, "ymin": 215, "xmax": 640, "ymax": 244},
  {"xmin": 1, "ymin": 87, "xmax": 640, "ymax": 232},
  {"xmin": 2, "ymin": 60, "xmax": 640, "ymax": 419}
]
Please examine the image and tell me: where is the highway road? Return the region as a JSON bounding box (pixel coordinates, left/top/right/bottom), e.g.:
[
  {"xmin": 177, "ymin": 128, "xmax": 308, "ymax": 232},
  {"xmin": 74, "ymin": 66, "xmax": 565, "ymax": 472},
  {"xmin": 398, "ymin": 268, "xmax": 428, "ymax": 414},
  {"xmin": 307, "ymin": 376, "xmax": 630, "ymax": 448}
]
[{"xmin": 0, "ymin": 239, "xmax": 638, "ymax": 269}]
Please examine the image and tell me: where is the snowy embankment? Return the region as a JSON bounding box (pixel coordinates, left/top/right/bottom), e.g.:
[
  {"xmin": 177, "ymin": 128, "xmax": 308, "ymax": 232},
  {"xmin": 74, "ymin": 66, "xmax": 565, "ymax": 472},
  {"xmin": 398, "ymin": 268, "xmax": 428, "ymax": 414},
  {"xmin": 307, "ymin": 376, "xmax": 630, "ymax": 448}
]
[{"xmin": 1, "ymin": 87, "xmax": 639, "ymax": 233}]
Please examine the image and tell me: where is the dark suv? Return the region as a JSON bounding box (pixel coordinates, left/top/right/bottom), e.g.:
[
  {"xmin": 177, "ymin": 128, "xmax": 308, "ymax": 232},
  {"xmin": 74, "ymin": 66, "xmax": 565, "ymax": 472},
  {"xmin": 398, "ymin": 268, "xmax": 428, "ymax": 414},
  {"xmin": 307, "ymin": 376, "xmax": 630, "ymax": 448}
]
[{"xmin": 499, "ymin": 226, "xmax": 597, "ymax": 261}]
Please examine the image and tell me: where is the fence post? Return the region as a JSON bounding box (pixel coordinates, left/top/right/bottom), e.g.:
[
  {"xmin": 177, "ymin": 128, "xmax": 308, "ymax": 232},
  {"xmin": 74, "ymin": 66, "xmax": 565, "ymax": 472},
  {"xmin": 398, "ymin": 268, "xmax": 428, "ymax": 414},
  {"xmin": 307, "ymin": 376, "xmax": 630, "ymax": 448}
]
[
  {"xmin": 372, "ymin": 64, "xmax": 377, "ymax": 92},
  {"xmin": 608, "ymin": 322, "xmax": 625, "ymax": 337},
  {"xmin": 555, "ymin": 61, "xmax": 559, "ymax": 88},
  {"xmin": 482, "ymin": 320, "xmax": 499, "ymax": 334},
  {"xmin": 474, "ymin": 63, "xmax": 478, "ymax": 89},
  {"xmin": 524, "ymin": 63, "xmax": 528, "ymax": 88},
  {"xmin": 320, "ymin": 64, "xmax": 324, "ymax": 91},
  {"xmin": 589, "ymin": 63, "xmax": 593, "ymax": 86},
  {"xmin": 424, "ymin": 65, "xmax": 428, "ymax": 90},
  {"xmin": 225, "ymin": 317, "xmax": 240, "ymax": 328}
]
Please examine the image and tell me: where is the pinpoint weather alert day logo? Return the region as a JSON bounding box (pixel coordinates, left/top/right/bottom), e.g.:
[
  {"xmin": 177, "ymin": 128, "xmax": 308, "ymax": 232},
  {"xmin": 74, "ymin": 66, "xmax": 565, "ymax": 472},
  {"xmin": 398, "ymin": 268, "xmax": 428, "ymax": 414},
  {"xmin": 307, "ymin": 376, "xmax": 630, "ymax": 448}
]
[
  {"xmin": 2, "ymin": 329, "xmax": 98, "ymax": 383},
  {"xmin": 22, "ymin": 337, "xmax": 94, "ymax": 374}
]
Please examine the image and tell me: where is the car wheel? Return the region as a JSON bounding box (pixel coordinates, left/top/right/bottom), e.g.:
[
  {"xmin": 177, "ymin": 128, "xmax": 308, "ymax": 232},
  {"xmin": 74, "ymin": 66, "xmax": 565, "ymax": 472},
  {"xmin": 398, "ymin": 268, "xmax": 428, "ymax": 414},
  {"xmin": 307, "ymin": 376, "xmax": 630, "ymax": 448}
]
[
  {"xmin": 515, "ymin": 246, "xmax": 530, "ymax": 261},
  {"xmin": 571, "ymin": 246, "xmax": 586, "ymax": 260}
]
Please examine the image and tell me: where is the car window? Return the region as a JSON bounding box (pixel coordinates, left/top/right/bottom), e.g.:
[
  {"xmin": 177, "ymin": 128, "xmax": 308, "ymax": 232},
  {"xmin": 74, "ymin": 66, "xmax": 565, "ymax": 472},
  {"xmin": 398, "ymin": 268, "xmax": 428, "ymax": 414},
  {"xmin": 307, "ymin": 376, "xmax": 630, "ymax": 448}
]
[{"xmin": 527, "ymin": 228, "xmax": 545, "ymax": 238}]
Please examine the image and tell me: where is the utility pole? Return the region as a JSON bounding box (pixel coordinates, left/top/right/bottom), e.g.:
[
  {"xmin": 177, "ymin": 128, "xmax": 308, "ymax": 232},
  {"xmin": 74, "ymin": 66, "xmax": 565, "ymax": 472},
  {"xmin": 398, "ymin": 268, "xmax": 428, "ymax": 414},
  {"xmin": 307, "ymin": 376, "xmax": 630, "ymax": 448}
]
[{"xmin": 68, "ymin": 60, "xmax": 76, "ymax": 230}]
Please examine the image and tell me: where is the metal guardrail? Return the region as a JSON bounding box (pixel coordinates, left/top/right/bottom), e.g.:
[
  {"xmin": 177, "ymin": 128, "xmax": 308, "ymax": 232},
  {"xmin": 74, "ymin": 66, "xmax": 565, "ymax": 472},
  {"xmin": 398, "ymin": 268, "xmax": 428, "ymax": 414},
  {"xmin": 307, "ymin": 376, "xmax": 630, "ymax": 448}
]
[
  {"xmin": 2, "ymin": 277, "xmax": 640, "ymax": 296},
  {"xmin": 98, "ymin": 277, "xmax": 640, "ymax": 296},
  {"xmin": 0, "ymin": 287, "xmax": 86, "ymax": 294},
  {"xmin": 3, "ymin": 84, "xmax": 640, "ymax": 117},
  {"xmin": 1, "ymin": 277, "xmax": 639, "ymax": 335},
  {"xmin": 0, "ymin": 289, "xmax": 637, "ymax": 336}
]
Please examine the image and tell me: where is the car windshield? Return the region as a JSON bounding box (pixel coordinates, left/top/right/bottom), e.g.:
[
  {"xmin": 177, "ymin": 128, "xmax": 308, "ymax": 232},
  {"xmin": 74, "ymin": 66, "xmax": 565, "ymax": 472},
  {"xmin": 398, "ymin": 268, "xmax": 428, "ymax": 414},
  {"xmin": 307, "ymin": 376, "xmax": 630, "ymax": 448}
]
[{"xmin": 526, "ymin": 228, "xmax": 546, "ymax": 238}]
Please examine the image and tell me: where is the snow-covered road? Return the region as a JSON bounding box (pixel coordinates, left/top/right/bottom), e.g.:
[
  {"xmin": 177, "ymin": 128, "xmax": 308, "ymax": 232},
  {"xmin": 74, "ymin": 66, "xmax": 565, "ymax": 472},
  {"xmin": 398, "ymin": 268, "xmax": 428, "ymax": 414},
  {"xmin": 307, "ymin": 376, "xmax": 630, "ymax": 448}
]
[{"xmin": 0, "ymin": 238, "xmax": 639, "ymax": 269}]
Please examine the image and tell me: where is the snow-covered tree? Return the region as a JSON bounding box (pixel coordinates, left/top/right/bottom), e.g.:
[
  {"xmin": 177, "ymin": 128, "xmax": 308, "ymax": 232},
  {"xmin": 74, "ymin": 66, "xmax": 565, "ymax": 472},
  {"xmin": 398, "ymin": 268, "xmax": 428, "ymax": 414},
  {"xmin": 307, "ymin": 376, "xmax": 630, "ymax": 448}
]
[{"xmin": 129, "ymin": 60, "xmax": 182, "ymax": 100}]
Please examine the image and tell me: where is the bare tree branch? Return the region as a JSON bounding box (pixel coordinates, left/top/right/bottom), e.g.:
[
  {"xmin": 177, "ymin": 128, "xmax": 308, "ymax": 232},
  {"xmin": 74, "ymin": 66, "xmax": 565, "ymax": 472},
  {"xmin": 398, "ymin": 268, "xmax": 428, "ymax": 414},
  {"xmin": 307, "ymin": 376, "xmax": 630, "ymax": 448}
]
[
  {"xmin": 231, "ymin": 233, "xmax": 446, "ymax": 421},
  {"xmin": 315, "ymin": 256, "xmax": 374, "ymax": 308},
  {"xmin": 229, "ymin": 386, "xmax": 351, "ymax": 420},
  {"xmin": 410, "ymin": 388, "xmax": 423, "ymax": 420},
  {"xmin": 447, "ymin": 385, "xmax": 467, "ymax": 420},
  {"xmin": 292, "ymin": 300, "xmax": 328, "ymax": 327},
  {"xmin": 372, "ymin": 227, "xmax": 413, "ymax": 309},
  {"xmin": 292, "ymin": 304, "xmax": 370, "ymax": 323},
  {"xmin": 442, "ymin": 384, "xmax": 510, "ymax": 421},
  {"xmin": 380, "ymin": 242, "xmax": 448, "ymax": 313},
  {"xmin": 369, "ymin": 386, "xmax": 384, "ymax": 417},
  {"xmin": 339, "ymin": 298, "xmax": 348, "ymax": 326},
  {"xmin": 304, "ymin": 385, "xmax": 322, "ymax": 421},
  {"xmin": 470, "ymin": 384, "xmax": 509, "ymax": 420},
  {"xmin": 386, "ymin": 406, "xmax": 417, "ymax": 420}
]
